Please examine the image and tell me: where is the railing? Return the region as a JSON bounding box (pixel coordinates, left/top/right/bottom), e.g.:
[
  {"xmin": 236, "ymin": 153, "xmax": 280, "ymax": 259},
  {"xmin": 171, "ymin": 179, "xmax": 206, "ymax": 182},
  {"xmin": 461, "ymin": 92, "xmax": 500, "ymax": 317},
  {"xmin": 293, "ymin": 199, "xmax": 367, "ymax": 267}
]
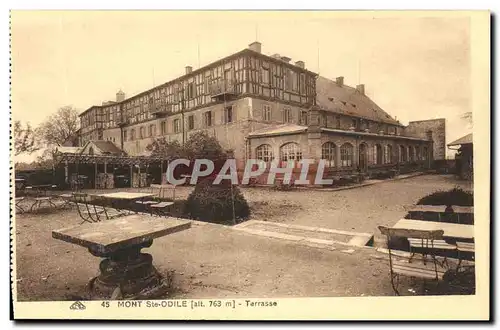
[
  {"xmin": 208, "ymin": 79, "xmax": 238, "ymax": 96},
  {"xmin": 150, "ymin": 104, "xmax": 173, "ymax": 116}
]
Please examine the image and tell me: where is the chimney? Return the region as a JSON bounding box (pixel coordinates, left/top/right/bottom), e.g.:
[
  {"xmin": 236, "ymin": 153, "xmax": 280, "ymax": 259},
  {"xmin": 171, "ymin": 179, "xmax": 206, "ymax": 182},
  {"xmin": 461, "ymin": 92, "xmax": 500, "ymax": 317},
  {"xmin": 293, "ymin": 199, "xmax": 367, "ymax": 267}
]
[
  {"xmin": 185, "ymin": 66, "xmax": 193, "ymax": 74},
  {"xmin": 336, "ymin": 76, "xmax": 344, "ymax": 86},
  {"xmin": 281, "ymin": 56, "xmax": 291, "ymax": 63},
  {"xmin": 116, "ymin": 90, "xmax": 125, "ymax": 102},
  {"xmin": 248, "ymin": 41, "xmax": 262, "ymax": 53},
  {"xmin": 356, "ymin": 84, "xmax": 365, "ymax": 95},
  {"xmin": 295, "ymin": 60, "xmax": 305, "ymax": 69}
]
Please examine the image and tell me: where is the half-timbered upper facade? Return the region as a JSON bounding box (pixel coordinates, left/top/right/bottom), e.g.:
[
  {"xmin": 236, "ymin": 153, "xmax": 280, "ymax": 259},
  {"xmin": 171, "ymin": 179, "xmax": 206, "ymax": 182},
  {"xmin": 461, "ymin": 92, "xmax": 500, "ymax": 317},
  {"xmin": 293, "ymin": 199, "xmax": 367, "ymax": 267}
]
[{"xmin": 78, "ymin": 41, "xmax": 445, "ymax": 176}]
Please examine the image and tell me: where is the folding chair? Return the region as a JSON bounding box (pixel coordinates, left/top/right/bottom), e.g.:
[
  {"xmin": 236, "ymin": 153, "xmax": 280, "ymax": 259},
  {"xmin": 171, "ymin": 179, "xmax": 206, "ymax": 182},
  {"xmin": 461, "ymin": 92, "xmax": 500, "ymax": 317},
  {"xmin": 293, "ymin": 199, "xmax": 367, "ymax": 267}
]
[
  {"xmin": 378, "ymin": 226, "xmax": 451, "ymax": 295},
  {"xmin": 15, "ymin": 197, "xmax": 26, "ymax": 214},
  {"xmin": 149, "ymin": 184, "xmax": 176, "ymax": 216},
  {"xmin": 72, "ymin": 193, "xmax": 127, "ymax": 224}
]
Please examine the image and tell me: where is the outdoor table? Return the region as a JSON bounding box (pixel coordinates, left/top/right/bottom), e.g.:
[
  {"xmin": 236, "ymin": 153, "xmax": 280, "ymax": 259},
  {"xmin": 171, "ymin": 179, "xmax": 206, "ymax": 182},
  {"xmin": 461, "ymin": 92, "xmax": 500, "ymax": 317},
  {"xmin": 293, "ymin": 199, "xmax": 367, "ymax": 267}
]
[
  {"xmin": 28, "ymin": 184, "xmax": 57, "ymax": 196},
  {"xmin": 392, "ymin": 219, "xmax": 474, "ymax": 242},
  {"xmin": 451, "ymin": 206, "xmax": 474, "ymax": 224},
  {"xmin": 95, "ymin": 192, "xmax": 156, "ymax": 212},
  {"xmin": 407, "ymin": 205, "xmax": 447, "ymax": 222},
  {"xmin": 52, "ymin": 215, "xmax": 191, "ymax": 299}
]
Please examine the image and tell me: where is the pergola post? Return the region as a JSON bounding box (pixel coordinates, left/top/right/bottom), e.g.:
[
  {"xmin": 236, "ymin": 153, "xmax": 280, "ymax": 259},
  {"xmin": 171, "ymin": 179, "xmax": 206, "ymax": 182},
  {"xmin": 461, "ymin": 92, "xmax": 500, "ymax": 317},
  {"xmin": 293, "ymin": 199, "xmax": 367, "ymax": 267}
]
[
  {"xmin": 64, "ymin": 160, "xmax": 69, "ymax": 185},
  {"xmin": 129, "ymin": 165, "xmax": 133, "ymax": 188},
  {"xmin": 94, "ymin": 161, "xmax": 98, "ymax": 189},
  {"xmin": 104, "ymin": 161, "xmax": 107, "ymax": 189},
  {"xmin": 160, "ymin": 161, "xmax": 163, "ymax": 184},
  {"xmin": 138, "ymin": 165, "xmax": 141, "ymax": 188}
]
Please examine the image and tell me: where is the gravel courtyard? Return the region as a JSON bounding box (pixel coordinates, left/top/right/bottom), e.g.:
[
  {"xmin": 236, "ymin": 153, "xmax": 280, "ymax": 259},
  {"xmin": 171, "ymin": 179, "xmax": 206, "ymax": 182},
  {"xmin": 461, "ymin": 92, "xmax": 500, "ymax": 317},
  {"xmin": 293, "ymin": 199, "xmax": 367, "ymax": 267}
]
[{"xmin": 14, "ymin": 174, "xmax": 472, "ymax": 301}]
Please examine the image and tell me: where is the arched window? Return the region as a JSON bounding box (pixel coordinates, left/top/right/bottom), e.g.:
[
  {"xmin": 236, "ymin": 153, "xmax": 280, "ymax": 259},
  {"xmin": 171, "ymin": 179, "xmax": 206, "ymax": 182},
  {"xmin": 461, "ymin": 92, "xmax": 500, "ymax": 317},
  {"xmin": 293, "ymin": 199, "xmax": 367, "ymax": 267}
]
[
  {"xmin": 322, "ymin": 142, "xmax": 336, "ymax": 167},
  {"xmin": 280, "ymin": 143, "xmax": 302, "ymax": 166},
  {"xmin": 130, "ymin": 129, "xmax": 136, "ymax": 141},
  {"xmin": 340, "ymin": 143, "xmax": 354, "ymax": 167},
  {"xmin": 385, "ymin": 145, "xmax": 393, "ymax": 164},
  {"xmin": 374, "ymin": 144, "xmax": 383, "ymax": 165},
  {"xmin": 256, "ymin": 144, "xmax": 274, "ymax": 162},
  {"xmin": 88, "ymin": 147, "xmax": 94, "ymax": 155},
  {"xmin": 399, "ymin": 145, "xmax": 407, "ymax": 162}
]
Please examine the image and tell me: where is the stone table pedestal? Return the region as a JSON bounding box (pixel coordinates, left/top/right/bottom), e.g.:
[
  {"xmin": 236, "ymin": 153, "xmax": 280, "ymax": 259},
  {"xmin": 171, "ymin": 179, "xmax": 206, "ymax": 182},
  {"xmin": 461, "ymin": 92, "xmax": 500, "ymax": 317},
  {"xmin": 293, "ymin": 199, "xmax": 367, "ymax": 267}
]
[{"xmin": 52, "ymin": 215, "xmax": 191, "ymax": 300}]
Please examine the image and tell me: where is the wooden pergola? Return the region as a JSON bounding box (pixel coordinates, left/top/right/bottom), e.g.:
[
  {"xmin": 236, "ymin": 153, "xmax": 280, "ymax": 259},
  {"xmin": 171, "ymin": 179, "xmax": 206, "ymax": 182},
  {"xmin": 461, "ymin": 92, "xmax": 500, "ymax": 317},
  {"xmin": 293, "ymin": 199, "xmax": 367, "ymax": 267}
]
[{"xmin": 54, "ymin": 152, "xmax": 171, "ymax": 189}]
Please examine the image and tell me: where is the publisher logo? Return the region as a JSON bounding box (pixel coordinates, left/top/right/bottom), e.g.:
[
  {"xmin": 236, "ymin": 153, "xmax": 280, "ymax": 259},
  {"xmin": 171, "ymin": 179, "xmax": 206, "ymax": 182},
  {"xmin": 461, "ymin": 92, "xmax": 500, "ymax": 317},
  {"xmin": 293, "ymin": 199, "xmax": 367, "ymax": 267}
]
[{"xmin": 70, "ymin": 301, "xmax": 86, "ymax": 310}]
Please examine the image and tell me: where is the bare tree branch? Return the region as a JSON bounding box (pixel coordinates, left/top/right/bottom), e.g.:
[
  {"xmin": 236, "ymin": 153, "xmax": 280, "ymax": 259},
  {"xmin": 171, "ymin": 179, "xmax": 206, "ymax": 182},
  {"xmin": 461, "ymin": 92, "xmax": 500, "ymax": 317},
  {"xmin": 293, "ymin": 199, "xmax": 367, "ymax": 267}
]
[
  {"xmin": 13, "ymin": 120, "xmax": 40, "ymax": 156},
  {"xmin": 38, "ymin": 106, "xmax": 80, "ymax": 146}
]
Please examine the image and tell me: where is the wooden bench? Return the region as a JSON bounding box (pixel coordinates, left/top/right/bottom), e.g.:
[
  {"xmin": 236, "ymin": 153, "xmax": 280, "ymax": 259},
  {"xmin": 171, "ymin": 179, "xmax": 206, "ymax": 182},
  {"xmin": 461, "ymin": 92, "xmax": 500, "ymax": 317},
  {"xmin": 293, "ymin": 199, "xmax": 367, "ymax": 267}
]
[
  {"xmin": 378, "ymin": 226, "xmax": 450, "ymax": 295},
  {"xmin": 456, "ymin": 241, "xmax": 475, "ymax": 270},
  {"xmin": 407, "ymin": 238, "xmax": 457, "ymax": 251}
]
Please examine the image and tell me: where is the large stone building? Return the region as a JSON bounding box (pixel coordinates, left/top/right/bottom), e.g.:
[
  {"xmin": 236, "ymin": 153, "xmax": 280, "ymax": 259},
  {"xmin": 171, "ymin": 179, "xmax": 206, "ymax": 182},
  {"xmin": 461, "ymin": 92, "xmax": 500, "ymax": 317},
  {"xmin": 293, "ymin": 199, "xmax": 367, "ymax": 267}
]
[{"xmin": 78, "ymin": 41, "xmax": 445, "ymax": 183}]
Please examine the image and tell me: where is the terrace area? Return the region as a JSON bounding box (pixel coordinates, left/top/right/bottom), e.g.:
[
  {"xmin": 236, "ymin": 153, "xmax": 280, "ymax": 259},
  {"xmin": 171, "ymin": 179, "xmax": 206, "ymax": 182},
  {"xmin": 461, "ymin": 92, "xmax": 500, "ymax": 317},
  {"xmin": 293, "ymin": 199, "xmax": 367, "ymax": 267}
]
[{"xmin": 14, "ymin": 174, "xmax": 473, "ymax": 300}]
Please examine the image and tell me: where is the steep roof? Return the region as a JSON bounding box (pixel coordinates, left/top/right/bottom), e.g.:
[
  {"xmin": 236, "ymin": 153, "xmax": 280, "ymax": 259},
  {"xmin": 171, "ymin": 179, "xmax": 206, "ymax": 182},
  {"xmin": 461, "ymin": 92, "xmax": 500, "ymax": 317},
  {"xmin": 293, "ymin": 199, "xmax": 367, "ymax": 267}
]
[
  {"xmin": 92, "ymin": 141, "xmax": 124, "ymax": 154},
  {"xmin": 448, "ymin": 133, "xmax": 473, "ymax": 146},
  {"xmin": 81, "ymin": 140, "xmax": 124, "ymax": 155},
  {"xmin": 315, "ymin": 76, "xmax": 402, "ymax": 126}
]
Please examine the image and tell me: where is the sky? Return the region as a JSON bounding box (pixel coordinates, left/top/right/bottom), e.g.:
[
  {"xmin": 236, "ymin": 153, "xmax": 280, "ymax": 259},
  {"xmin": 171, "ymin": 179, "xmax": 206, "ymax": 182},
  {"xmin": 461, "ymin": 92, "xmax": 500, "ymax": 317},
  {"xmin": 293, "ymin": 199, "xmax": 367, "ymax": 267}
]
[{"xmin": 11, "ymin": 11, "xmax": 472, "ymax": 161}]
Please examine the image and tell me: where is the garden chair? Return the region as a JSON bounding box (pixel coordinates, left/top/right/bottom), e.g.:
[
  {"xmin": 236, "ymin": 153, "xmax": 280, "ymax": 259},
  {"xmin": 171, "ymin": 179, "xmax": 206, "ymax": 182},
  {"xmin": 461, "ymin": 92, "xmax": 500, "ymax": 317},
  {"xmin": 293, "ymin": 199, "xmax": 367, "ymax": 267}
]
[
  {"xmin": 149, "ymin": 184, "xmax": 176, "ymax": 216},
  {"xmin": 30, "ymin": 196, "xmax": 58, "ymax": 213},
  {"xmin": 135, "ymin": 184, "xmax": 162, "ymax": 207},
  {"xmin": 378, "ymin": 226, "xmax": 450, "ymax": 295},
  {"xmin": 15, "ymin": 197, "xmax": 26, "ymax": 214},
  {"xmin": 72, "ymin": 192, "xmax": 126, "ymax": 224}
]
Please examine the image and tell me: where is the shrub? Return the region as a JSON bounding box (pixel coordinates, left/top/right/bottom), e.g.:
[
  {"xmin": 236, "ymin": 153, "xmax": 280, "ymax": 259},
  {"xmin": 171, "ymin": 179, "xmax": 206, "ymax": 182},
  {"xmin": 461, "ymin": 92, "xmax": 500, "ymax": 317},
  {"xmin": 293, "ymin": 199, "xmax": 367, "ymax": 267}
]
[
  {"xmin": 416, "ymin": 187, "xmax": 473, "ymax": 206},
  {"xmin": 185, "ymin": 177, "xmax": 250, "ymax": 224}
]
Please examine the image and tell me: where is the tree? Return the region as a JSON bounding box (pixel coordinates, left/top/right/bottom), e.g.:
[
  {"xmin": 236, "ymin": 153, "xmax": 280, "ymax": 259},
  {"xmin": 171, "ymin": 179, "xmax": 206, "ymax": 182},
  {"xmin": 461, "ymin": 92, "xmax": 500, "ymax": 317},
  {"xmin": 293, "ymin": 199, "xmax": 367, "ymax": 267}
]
[
  {"xmin": 145, "ymin": 137, "xmax": 184, "ymax": 161},
  {"xmin": 13, "ymin": 120, "xmax": 40, "ymax": 156},
  {"xmin": 182, "ymin": 131, "xmax": 229, "ymax": 162},
  {"xmin": 38, "ymin": 106, "xmax": 80, "ymax": 146},
  {"xmin": 146, "ymin": 131, "xmax": 229, "ymax": 163}
]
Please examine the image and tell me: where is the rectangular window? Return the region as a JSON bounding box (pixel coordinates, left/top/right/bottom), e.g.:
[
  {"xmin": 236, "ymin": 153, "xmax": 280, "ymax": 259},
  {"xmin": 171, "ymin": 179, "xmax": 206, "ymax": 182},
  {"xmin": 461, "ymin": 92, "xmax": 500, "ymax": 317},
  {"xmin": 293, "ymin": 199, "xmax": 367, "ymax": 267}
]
[
  {"xmin": 187, "ymin": 83, "xmax": 195, "ymax": 99},
  {"xmin": 291, "ymin": 71, "xmax": 298, "ymax": 91},
  {"xmin": 204, "ymin": 111, "xmax": 212, "ymax": 127},
  {"xmin": 161, "ymin": 121, "xmax": 166, "ymax": 135},
  {"xmin": 173, "ymin": 119, "xmax": 181, "ymax": 133},
  {"xmin": 261, "ymin": 67, "xmax": 270, "ymax": 85},
  {"xmin": 263, "ymin": 104, "xmax": 271, "ymax": 121},
  {"xmin": 283, "ymin": 107, "xmax": 292, "ymax": 123},
  {"xmin": 139, "ymin": 127, "xmax": 144, "ymax": 139},
  {"xmin": 352, "ymin": 119, "xmax": 358, "ymax": 129},
  {"xmin": 188, "ymin": 115, "xmax": 195, "ymax": 130},
  {"xmin": 300, "ymin": 111, "xmax": 308, "ymax": 125},
  {"xmin": 123, "ymin": 130, "xmax": 128, "ymax": 142},
  {"xmin": 299, "ymin": 74, "xmax": 305, "ymax": 94},
  {"xmin": 148, "ymin": 124, "xmax": 153, "ymax": 137},
  {"xmin": 224, "ymin": 106, "xmax": 233, "ymax": 124}
]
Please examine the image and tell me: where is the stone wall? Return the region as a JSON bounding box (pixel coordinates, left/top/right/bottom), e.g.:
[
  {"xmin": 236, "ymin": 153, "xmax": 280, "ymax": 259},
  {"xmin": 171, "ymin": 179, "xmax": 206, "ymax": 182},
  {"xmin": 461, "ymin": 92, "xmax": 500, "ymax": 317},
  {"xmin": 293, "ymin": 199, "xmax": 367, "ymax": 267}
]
[{"xmin": 405, "ymin": 119, "xmax": 446, "ymax": 160}]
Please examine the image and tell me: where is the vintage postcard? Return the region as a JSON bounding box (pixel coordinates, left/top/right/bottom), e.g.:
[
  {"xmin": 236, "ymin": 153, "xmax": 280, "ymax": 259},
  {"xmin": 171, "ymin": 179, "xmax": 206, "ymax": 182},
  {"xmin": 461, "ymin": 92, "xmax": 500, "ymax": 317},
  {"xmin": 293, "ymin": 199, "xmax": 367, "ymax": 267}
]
[{"xmin": 10, "ymin": 10, "xmax": 490, "ymax": 320}]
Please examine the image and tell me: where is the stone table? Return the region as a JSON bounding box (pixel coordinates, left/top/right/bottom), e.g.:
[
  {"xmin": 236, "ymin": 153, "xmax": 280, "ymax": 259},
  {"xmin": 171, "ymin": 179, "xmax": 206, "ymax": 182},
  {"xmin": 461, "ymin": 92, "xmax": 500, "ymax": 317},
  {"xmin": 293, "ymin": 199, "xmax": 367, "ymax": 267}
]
[{"xmin": 52, "ymin": 215, "xmax": 191, "ymax": 300}]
